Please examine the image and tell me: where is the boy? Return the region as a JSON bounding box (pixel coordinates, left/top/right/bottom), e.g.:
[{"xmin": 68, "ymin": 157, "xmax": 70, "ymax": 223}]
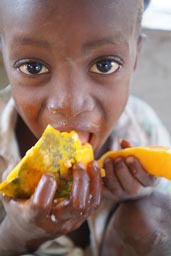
[{"xmin": 0, "ymin": 0, "xmax": 171, "ymax": 255}]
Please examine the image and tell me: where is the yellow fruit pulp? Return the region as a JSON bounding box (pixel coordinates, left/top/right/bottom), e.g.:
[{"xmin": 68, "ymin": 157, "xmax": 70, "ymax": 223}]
[
  {"xmin": 0, "ymin": 125, "xmax": 94, "ymax": 198},
  {"xmin": 98, "ymin": 146, "xmax": 171, "ymax": 180}
]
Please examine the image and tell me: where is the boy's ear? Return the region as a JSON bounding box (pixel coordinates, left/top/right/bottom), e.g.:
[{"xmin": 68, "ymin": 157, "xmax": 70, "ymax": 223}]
[{"xmin": 133, "ymin": 33, "xmax": 146, "ymax": 70}]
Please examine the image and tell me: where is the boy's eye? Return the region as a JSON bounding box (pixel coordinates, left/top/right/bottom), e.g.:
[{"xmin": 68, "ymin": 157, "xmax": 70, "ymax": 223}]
[
  {"xmin": 17, "ymin": 62, "xmax": 48, "ymax": 75},
  {"xmin": 90, "ymin": 58, "xmax": 121, "ymax": 75}
]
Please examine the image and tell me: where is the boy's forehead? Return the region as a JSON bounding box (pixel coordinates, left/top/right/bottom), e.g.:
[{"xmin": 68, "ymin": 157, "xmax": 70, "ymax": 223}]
[
  {"xmin": 0, "ymin": 0, "xmax": 143, "ymax": 44},
  {"xmin": 1, "ymin": 0, "xmax": 143, "ymax": 23}
]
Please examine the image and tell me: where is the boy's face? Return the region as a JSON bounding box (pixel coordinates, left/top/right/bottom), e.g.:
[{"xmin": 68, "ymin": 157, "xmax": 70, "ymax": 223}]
[{"xmin": 0, "ymin": 0, "xmax": 141, "ymax": 154}]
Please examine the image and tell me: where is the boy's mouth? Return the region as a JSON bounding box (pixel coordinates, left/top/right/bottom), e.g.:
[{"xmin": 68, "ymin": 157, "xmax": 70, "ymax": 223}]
[
  {"xmin": 76, "ymin": 131, "xmax": 93, "ymax": 145},
  {"xmin": 51, "ymin": 125, "xmax": 95, "ymax": 147}
]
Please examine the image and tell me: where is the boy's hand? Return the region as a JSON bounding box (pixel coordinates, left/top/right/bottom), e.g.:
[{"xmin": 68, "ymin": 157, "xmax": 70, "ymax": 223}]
[
  {"xmin": 1, "ymin": 161, "xmax": 102, "ymax": 252},
  {"xmin": 103, "ymin": 140, "xmax": 159, "ymax": 202}
]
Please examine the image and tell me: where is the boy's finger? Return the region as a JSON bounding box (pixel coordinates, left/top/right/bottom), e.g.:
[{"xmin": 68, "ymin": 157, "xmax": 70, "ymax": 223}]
[
  {"xmin": 87, "ymin": 161, "xmax": 102, "ymax": 210},
  {"xmin": 103, "ymin": 158, "xmax": 123, "ymax": 196},
  {"xmin": 31, "ymin": 174, "xmax": 57, "ymax": 213},
  {"xmin": 71, "ymin": 163, "xmax": 90, "ymax": 213},
  {"xmin": 114, "ymin": 158, "xmax": 140, "ymax": 194},
  {"xmin": 126, "ymin": 156, "xmax": 158, "ymax": 186}
]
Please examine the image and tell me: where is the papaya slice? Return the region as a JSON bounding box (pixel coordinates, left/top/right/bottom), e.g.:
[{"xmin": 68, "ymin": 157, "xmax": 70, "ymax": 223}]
[
  {"xmin": 98, "ymin": 146, "xmax": 171, "ymax": 180},
  {"xmin": 1, "ymin": 125, "xmax": 171, "ymax": 200},
  {"xmin": 0, "ymin": 125, "xmax": 94, "ymax": 198}
]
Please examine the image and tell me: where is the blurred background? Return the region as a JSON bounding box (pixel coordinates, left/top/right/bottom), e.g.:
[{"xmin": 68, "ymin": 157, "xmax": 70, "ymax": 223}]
[
  {"xmin": 0, "ymin": 0, "xmax": 171, "ymax": 134},
  {"xmin": 132, "ymin": 0, "xmax": 171, "ymax": 134}
]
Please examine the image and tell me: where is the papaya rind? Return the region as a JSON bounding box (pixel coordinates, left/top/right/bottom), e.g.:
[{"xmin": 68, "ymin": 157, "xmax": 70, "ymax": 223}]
[{"xmin": 98, "ymin": 146, "xmax": 171, "ymax": 180}]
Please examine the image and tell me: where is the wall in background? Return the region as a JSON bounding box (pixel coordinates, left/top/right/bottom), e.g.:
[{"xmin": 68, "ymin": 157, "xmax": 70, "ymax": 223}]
[{"xmin": 132, "ymin": 28, "xmax": 171, "ymax": 134}]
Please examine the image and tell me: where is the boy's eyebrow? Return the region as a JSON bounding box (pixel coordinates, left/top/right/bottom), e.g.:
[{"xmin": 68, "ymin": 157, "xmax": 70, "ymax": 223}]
[
  {"xmin": 82, "ymin": 36, "xmax": 127, "ymax": 51},
  {"xmin": 14, "ymin": 37, "xmax": 50, "ymax": 48}
]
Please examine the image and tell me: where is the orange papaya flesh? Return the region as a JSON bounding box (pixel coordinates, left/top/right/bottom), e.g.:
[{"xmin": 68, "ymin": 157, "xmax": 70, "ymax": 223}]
[
  {"xmin": 98, "ymin": 146, "xmax": 171, "ymax": 180},
  {"xmin": 0, "ymin": 125, "xmax": 94, "ymax": 199}
]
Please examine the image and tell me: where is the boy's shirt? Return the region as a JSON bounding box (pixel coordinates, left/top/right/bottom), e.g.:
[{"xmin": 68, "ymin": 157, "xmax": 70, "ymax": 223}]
[{"xmin": 0, "ymin": 85, "xmax": 170, "ymax": 256}]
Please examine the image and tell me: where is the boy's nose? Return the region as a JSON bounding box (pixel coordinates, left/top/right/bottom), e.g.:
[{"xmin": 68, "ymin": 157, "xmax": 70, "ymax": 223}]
[{"xmin": 47, "ymin": 85, "xmax": 95, "ymax": 120}]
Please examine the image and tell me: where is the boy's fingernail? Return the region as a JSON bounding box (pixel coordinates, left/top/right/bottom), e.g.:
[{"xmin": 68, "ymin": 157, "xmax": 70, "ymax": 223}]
[
  {"xmin": 104, "ymin": 158, "xmax": 113, "ymax": 166},
  {"xmin": 73, "ymin": 162, "xmax": 85, "ymax": 170},
  {"xmin": 126, "ymin": 157, "xmax": 137, "ymax": 175},
  {"xmin": 114, "ymin": 158, "xmax": 125, "ymax": 169},
  {"xmin": 126, "ymin": 156, "xmax": 134, "ymax": 164},
  {"xmin": 114, "ymin": 157, "xmax": 123, "ymax": 164}
]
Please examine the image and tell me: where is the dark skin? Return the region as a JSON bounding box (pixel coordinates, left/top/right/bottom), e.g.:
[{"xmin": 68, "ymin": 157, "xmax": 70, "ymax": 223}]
[
  {"xmin": 0, "ymin": 0, "xmax": 171, "ymax": 255},
  {"xmin": 100, "ymin": 193, "xmax": 171, "ymax": 256}
]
